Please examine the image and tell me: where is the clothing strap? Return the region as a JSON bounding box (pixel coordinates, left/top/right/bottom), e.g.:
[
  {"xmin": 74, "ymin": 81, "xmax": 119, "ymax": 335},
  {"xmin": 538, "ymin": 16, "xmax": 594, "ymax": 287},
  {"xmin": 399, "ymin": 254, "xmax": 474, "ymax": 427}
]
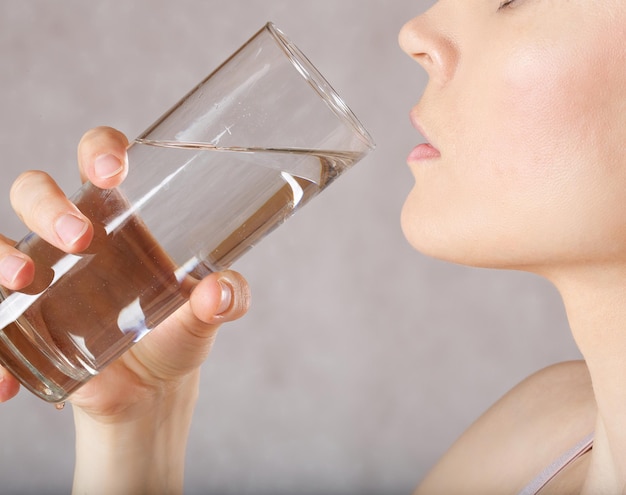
[{"xmin": 517, "ymin": 432, "xmax": 594, "ymax": 495}]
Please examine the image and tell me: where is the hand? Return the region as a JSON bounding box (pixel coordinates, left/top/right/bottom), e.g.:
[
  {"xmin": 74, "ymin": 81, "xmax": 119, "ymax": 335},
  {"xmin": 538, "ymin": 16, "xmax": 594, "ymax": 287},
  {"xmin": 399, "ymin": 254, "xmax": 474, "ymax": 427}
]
[
  {"xmin": 0, "ymin": 126, "xmax": 250, "ymax": 420},
  {"xmin": 1, "ymin": 126, "xmax": 251, "ymax": 493}
]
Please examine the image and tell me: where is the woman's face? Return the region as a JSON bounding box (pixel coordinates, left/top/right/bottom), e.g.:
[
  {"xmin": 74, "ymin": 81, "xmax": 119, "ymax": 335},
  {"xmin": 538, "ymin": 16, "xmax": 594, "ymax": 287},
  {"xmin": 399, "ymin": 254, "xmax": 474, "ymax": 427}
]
[{"xmin": 399, "ymin": 1, "xmax": 626, "ymax": 274}]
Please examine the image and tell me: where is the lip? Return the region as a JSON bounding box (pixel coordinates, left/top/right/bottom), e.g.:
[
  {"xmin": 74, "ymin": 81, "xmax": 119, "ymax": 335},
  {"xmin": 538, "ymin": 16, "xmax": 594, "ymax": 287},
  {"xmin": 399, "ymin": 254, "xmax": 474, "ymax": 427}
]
[
  {"xmin": 408, "ymin": 143, "xmax": 441, "ymax": 162},
  {"xmin": 408, "ymin": 111, "xmax": 441, "ymax": 163}
]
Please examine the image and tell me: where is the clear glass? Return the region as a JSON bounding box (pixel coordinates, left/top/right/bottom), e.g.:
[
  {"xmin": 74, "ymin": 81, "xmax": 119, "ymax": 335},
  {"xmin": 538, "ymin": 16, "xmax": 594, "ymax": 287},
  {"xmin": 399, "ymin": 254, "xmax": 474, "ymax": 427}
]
[{"xmin": 0, "ymin": 22, "xmax": 374, "ymax": 403}]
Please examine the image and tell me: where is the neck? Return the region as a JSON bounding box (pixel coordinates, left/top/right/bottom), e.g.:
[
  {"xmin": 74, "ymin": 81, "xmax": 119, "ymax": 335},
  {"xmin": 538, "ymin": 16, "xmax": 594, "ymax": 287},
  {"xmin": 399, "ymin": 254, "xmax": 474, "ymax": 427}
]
[{"xmin": 549, "ymin": 264, "xmax": 626, "ymax": 493}]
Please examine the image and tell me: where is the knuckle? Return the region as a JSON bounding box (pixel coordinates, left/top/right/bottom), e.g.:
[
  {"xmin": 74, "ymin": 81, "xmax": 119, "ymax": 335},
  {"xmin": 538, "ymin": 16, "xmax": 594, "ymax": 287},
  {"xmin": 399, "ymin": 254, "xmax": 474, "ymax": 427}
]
[
  {"xmin": 10, "ymin": 171, "xmax": 51, "ymax": 209},
  {"xmin": 79, "ymin": 126, "xmax": 129, "ymax": 150},
  {"xmin": 11, "ymin": 169, "xmax": 44, "ymax": 194},
  {"xmin": 9, "ymin": 171, "xmax": 64, "ymax": 227}
]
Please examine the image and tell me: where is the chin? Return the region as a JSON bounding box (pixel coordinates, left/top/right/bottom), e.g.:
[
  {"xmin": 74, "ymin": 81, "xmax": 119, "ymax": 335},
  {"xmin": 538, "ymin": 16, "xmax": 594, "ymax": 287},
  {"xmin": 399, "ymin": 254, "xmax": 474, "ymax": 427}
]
[
  {"xmin": 400, "ymin": 206, "xmax": 519, "ymax": 270},
  {"xmin": 400, "ymin": 205, "xmax": 461, "ymax": 264}
]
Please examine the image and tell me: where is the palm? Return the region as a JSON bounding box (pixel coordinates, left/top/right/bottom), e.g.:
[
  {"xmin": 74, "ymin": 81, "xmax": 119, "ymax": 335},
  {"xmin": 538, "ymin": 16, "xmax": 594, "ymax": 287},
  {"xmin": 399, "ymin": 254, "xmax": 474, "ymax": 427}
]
[{"xmin": 69, "ymin": 292, "xmax": 220, "ymax": 420}]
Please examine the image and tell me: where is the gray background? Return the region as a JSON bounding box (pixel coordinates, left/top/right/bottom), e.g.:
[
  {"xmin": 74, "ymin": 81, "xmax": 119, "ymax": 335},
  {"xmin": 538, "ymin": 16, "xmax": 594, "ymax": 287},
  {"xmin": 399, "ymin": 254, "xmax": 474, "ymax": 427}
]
[{"xmin": 0, "ymin": 2, "xmax": 581, "ymax": 494}]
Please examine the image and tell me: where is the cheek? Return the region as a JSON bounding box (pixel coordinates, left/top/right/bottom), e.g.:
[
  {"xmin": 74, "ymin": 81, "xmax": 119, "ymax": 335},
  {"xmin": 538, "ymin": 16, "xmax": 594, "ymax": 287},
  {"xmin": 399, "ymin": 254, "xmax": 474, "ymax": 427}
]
[
  {"xmin": 497, "ymin": 35, "xmax": 626, "ymax": 205},
  {"xmin": 482, "ymin": 33, "xmax": 626, "ymax": 264},
  {"xmin": 498, "ymin": 25, "xmax": 626, "ymax": 178},
  {"xmin": 498, "ymin": 46, "xmax": 584, "ymax": 175}
]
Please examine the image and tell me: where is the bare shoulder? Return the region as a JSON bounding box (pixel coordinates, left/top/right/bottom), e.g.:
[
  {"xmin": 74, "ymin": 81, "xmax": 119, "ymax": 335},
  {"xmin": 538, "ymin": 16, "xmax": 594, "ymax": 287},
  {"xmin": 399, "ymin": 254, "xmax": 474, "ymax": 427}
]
[{"xmin": 415, "ymin": 360, "xmax": 596, "ymax": 495}]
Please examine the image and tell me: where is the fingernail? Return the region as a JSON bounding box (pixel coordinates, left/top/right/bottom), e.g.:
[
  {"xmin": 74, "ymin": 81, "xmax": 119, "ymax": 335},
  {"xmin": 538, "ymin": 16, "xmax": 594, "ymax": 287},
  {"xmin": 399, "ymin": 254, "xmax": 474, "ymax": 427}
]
[
  {"xmin": 0, "ymin": 255, "xmax": 27, "ymax": 285},
  {"xmin": 217, "ymin": 280, "xmax": 233, "ymax": 315},
  {"xmin": 55, "ymin": 214, "xmax": 88, "ymax": 246},
  {"xmin": 94, "ymin": 153, "xmax": 123, "ymax": 179}
]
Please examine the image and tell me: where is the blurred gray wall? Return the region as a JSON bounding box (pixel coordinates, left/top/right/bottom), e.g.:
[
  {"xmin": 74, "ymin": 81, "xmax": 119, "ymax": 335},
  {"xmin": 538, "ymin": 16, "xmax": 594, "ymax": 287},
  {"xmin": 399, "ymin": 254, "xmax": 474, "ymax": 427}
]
[{"xmin": 0, "ymin": 1, "xmax": 580, "ymax": 494}]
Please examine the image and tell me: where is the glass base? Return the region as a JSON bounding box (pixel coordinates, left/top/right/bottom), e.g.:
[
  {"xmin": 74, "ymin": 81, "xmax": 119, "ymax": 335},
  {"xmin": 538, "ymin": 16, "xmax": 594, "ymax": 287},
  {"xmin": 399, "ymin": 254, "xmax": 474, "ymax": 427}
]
[{"xmin": 0, "ymin": 290, "xmax": 89, "ymax": 403}]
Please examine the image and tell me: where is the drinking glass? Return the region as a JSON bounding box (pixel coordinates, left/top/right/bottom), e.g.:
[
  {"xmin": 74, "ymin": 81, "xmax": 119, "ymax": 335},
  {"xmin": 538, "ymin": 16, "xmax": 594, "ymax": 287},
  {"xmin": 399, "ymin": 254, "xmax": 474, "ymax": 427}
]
[{"xmin": 0, "ymin": 22, "xmax": 374, "ymax": 403}]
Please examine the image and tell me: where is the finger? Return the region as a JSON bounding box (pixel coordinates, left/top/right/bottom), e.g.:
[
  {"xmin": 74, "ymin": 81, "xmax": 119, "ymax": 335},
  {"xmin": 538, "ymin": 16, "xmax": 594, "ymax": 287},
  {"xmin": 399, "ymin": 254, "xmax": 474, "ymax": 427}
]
[
  {"xmin": 10, "ymin": 170, "xmax": 93, "ymax": 253},
  {"xmin": 0, "ymin": 236, "xmax": 34, "ymax": 289},
  {"xmin": 77, "ymin": 126, "xmax": 129, "ymax": 189},
  {"xmin": 189, "ymin": 270, "xmax": 251, "ymax": 325},
  {"xmin": 129, "ymin": 271, "xmax": 250, "ymax": 380},
  {"xmin": 0, "ymin": 366, "xmax": 20, "ymax": 402}
]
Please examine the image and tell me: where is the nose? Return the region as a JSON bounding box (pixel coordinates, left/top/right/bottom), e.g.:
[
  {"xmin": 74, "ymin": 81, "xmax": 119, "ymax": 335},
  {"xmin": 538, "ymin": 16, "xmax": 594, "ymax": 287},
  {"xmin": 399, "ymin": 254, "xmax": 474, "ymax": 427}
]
[{"xmin": 398, "ymin": 10, "xmax": 458, "ymax": 85}]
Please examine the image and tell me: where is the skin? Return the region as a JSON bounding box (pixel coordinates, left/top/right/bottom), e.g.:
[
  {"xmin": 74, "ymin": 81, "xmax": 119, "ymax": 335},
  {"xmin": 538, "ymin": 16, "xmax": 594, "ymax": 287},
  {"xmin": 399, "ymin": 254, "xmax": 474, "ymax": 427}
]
[
  {"xmin": 400, "ymin": 0, "xmax": 626, "ymax": 272},
  {"xmin": 0, "ymin": 127, "xmax": 250, "ymax": 494},
  {"xmin": 399, "ymin": 0, "xmax": 626, "ymax": 493},
  {"xmin": 1, "ymin": 1, "xmax": 625, "ymax": 493}
]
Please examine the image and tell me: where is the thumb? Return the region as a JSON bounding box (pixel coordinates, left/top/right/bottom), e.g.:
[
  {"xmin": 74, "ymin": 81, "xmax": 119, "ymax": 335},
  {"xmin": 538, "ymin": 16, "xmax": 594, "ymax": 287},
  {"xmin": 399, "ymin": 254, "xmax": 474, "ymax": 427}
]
[
  {"xmin": 130, "ymin": 270, "xmax": 250, "ymax": 381},
  {"xmin": 189, "ymin": 270, "xmax": 250, "ymax": 326}
]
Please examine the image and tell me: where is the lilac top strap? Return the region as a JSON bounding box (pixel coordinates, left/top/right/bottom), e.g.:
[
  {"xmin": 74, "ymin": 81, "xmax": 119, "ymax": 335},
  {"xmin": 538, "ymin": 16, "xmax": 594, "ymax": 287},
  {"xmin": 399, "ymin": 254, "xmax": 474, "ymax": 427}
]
[{"xmin": 517, "ymin": 433, "xmax": 593, "ymax": 495}]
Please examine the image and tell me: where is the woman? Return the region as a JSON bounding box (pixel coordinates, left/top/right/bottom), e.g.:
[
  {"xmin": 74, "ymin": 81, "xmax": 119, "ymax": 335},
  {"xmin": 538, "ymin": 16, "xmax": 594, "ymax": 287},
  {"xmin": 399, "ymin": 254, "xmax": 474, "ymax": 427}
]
[
  {"xmin": 399, "ymin": 1, "xmax": 625, "ymax": 493},
  {"xmin": 1, "ymin": 1, "xmax": 625, "ymax": 494}
]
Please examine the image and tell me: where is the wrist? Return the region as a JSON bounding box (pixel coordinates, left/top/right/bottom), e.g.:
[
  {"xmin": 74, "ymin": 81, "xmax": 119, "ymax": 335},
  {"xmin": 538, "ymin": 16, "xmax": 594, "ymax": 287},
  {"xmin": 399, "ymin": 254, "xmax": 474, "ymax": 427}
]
[{"xmin": 72, "ymin": 372, "xmax": 199, "ymax": 495}]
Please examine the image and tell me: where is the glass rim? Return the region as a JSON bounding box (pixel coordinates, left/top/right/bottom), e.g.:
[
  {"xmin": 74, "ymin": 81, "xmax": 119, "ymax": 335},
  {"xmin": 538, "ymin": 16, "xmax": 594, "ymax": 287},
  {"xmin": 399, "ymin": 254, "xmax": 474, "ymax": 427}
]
[{"xmin": 265, "ymin": 22, "xmax": 376, "ymax": 152}]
